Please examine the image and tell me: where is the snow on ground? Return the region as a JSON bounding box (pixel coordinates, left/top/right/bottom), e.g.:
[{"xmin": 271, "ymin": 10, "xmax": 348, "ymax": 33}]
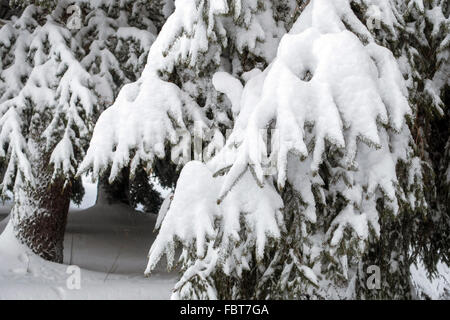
[
  {"xmin": 0, "ymin": 190, "xmax": 178, "ymax": 299},
  {"xmin": 0, "ymin": 178, "xmax": 448, "ymax": 299}
]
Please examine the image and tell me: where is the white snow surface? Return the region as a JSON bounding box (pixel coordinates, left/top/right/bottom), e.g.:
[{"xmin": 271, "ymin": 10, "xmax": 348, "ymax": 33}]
[{"xmin": 0, "ymin": 201, "xmax": 177, "ymax": 299}]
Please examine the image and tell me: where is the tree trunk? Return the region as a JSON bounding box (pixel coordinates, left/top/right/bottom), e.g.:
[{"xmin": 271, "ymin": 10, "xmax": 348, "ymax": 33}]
[{"xmin": 10, "ymin": 147, "xmax": 71, "ymax": 263}]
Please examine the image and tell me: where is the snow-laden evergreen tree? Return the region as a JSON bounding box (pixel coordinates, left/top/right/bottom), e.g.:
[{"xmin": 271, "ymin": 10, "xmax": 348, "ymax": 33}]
[
  {"xmin": 78, "ymin": 0, "xmax": 298, "ymax": 185},
  {"xmin": 398, "ymin": 0, "xmax": 449, "ymax": 272},
  {"xmin": 145, "ymin": 0, "xmax": 431, "ymax": 299},
  {"xmin": 344, "ymin": 0, "xmax": 449, "ymax": 295},
  {"xmin": 0, "ymin": 0, "xmax": 156, "ymax": 262}
]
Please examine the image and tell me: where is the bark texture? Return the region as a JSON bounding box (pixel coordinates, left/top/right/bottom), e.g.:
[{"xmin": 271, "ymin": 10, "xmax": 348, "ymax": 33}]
[{"xmin": 11, "ymin": 139, "xmax": 71, "ymax": 263}]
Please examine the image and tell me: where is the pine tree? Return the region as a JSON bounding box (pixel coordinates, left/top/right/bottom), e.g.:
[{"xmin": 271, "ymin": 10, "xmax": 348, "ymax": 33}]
[
  {"xmin": 145, "ymin": 0, "xmax": 431, "ymax": 299},
  {"xmin": 0, "ymin": 0, "xmax": 157, "ymax": 262}
]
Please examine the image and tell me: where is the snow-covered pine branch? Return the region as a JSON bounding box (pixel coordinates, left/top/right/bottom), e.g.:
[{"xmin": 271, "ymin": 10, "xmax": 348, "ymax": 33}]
[
  {"xmin": 146, "ymin": 0, "xmax": 427, "ymax": 299},
  {"xmin": 77, "ymin": 0, "xmax": 158, "ymax": 106},
  {"xmin": 78, "ymin": 0, "xmax": 296, "ymax": 183}
]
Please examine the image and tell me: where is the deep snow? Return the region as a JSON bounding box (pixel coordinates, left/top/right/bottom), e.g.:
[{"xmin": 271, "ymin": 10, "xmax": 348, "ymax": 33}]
[{"xmin": 0, "ymin": 184, "xmax": 178, "ymax": 299}]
